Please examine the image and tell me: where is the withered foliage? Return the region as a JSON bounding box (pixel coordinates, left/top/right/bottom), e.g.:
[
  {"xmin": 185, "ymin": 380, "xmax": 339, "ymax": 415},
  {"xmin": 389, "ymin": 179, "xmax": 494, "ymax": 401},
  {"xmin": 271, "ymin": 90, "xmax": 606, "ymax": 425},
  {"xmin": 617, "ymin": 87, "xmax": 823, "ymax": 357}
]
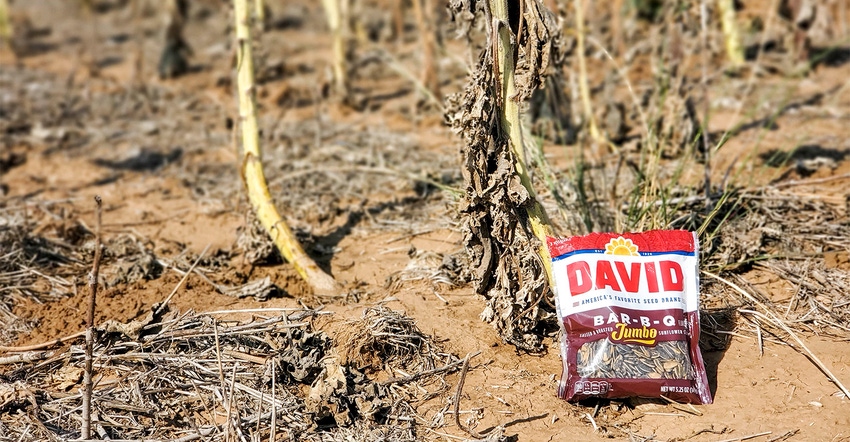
[
  {"xmin": 529, "ymin": 70, "xmax": 575, "ymax": 144},
  {"xmin": 446, "ymin": 0, "xmax": 569, "ymax": 351},
  {"xmin": 512, "ymin": 0, "xmax": 570, "ymax": 102},
  {"xmin": 0, "ymin": 309, "xmax": 447, "ymax": 441},
  {"xmin": 385, "ymin": 248, "xmax": 467, "ymax": 291}
]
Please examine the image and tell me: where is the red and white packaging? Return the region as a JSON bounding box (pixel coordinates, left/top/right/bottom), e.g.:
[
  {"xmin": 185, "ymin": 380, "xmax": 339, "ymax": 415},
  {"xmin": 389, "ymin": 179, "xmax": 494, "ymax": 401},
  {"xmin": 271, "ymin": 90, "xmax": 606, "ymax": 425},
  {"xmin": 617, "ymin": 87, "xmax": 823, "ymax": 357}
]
[{"xmin": 548, "ymin": 230, "xmax": 712, "ymax": 404}]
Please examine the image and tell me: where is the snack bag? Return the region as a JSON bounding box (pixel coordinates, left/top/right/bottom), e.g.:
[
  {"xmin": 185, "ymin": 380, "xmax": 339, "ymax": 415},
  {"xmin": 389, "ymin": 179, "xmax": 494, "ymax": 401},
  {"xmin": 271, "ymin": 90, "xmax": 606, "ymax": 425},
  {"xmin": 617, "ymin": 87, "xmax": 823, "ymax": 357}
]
[{"xmin": 548, "ymin": 230, "xmax": 712, "ymax": 404}]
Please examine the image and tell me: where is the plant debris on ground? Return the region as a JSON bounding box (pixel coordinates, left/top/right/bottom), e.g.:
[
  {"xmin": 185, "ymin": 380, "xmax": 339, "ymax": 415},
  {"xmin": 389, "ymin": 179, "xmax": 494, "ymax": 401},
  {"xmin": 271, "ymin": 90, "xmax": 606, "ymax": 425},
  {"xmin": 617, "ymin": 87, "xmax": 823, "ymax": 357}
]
[{"xmin": 0, "ymin": 307, "xmax": 467, "ymax": 441}]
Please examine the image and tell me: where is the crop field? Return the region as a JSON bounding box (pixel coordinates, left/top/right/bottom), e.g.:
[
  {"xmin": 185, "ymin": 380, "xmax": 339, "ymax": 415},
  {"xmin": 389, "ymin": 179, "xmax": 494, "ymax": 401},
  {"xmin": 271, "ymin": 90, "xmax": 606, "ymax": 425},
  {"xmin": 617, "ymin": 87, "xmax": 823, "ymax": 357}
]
[{"xmin": 1, "ymin": 0, "xmax": 849, "ymax": 440}]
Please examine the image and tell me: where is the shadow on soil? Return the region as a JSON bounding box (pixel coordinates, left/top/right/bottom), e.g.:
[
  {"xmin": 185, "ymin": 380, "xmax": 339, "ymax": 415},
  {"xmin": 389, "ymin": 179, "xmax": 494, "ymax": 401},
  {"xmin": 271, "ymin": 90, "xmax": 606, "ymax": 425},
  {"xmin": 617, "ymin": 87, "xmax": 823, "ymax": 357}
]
[
  {"xmin": 743, "ymin": 41, "xmax": 850, "ymax": 69},
  {"xmin": 312, "ymin": 195, "xmax": 428, "ymax": 275},
  {"xmin": 92, "ymin": 147, "xmax": 183, "ymax": 172},
  {"xmin": 744, "ymin": 40, "xmax": 781, "ymax": 61},
  {"xmin": 478, "ymin": 414, "xmax": 546, "ymax": 440},
  {"xmin": 699, "ymin": 307, "xmax": 738, "ymax": 398},
  {"xmin": 718, "ymin": 91, "xmax": 829, "ymax": 138},
  {"xmin": 811, "ymin": 46, "xmax": 850, "ymax": 68},
  {"xmin": 759, "ymin": 144, "xmax": 848, "ymax": 168}
]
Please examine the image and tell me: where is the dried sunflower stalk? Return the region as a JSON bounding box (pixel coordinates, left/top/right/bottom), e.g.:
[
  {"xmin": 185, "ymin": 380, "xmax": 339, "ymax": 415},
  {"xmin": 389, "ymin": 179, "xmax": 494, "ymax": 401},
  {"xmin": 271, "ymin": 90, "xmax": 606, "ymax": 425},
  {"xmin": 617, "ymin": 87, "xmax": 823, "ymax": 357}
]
[{"xmin": 446, "ymin": 0, "xmax": 569, "ymax": 350}]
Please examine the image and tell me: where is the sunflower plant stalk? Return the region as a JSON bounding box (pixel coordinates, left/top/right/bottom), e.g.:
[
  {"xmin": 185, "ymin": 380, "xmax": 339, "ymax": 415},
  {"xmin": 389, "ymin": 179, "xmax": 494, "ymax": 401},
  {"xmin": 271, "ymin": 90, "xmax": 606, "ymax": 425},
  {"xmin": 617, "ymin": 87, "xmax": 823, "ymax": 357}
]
[
  {"xmin": 233, "ymin": 0, "xmax": 341, "ymax": 296},
  {"xmin": 489, "ymin": 0, "xmax": 556, "ymax": 280},
  {"xmin": 254, "ymin": 0, "xmax": 265, "ymax": 29},
  {"xmin": 412, "ymin": 0, "xmax": 440, "ymax": 99},
  {"xmin": 573, "ymin": 0, "xmax": 602, "ymax": 145},
  {"xmin": 718, "ymin": 0, "xmax": 744, "ymax": 69},
  {"xmin": 0, "ymin": 0, "xmax": 13, "ymax": 52},
  {"xmin": 321, "ymin": 0, "xmax": 348, "ymax": 98},
  {"xmin": 449, "ymin": 0, "xmax": 567, "ymax": 350}
]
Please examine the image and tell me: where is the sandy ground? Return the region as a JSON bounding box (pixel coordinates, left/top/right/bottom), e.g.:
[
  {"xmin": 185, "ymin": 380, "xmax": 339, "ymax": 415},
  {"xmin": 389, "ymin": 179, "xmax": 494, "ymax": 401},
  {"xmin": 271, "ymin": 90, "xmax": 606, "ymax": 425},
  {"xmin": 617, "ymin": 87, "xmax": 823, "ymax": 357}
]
[{"xmin": 1, "ymin": 0, "xmax": 849, "ymax": 440}]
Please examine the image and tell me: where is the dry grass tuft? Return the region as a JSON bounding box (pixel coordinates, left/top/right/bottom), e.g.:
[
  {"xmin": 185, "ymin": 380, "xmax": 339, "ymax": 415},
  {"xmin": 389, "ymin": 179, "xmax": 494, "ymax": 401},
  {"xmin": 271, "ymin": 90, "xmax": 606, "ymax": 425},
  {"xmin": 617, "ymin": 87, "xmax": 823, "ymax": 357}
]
[{"xmin": 338, "ymin": 306, "xmax": 449, "ymax": 374}]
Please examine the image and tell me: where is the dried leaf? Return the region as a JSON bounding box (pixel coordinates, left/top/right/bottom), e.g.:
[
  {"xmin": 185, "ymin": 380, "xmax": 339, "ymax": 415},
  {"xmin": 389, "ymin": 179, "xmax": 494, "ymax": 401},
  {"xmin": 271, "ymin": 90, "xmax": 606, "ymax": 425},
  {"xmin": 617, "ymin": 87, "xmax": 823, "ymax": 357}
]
[{"xmin": 446, "ymin": 0, "xmax": 566, "ymax": 351}]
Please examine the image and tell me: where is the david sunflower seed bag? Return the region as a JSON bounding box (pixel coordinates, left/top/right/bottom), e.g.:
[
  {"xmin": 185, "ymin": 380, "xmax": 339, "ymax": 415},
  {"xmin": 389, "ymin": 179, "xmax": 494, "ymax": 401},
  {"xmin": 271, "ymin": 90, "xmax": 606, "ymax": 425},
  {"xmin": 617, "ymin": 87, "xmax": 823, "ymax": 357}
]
[{"xmin": 548, "ymin": 230, "xmax": 712, "ymax": 404}]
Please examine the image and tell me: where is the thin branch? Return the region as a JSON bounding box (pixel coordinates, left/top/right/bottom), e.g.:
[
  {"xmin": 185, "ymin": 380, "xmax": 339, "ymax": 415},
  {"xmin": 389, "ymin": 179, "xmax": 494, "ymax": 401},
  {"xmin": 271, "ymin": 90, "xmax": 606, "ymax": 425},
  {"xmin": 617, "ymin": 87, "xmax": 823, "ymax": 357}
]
[
  {"xmin": 82, "ymin": 195, "xmax": 103, "ymax": 440},
  {"xmin": 0, "ymin": 331, "xmax": 86, "ymax": 352},
  {"xmin": 0, "ymin": 351, "xmax": 54, "ymax": 365},
  {"xmin": 715, "ymin": 431, "xmax": 773, "ymax": 442},
  {"xmin": 453, "ymin": 351, "xmax": 486, "ymax": 439}
]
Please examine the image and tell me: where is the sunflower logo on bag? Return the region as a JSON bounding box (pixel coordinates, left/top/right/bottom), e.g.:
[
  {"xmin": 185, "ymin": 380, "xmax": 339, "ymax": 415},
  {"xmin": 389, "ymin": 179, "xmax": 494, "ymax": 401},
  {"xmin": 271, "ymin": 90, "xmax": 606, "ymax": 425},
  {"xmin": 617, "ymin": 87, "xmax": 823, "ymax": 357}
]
[{"xmin": 605, "ymin": 237, "xmax": 638, "ymax": 256}]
